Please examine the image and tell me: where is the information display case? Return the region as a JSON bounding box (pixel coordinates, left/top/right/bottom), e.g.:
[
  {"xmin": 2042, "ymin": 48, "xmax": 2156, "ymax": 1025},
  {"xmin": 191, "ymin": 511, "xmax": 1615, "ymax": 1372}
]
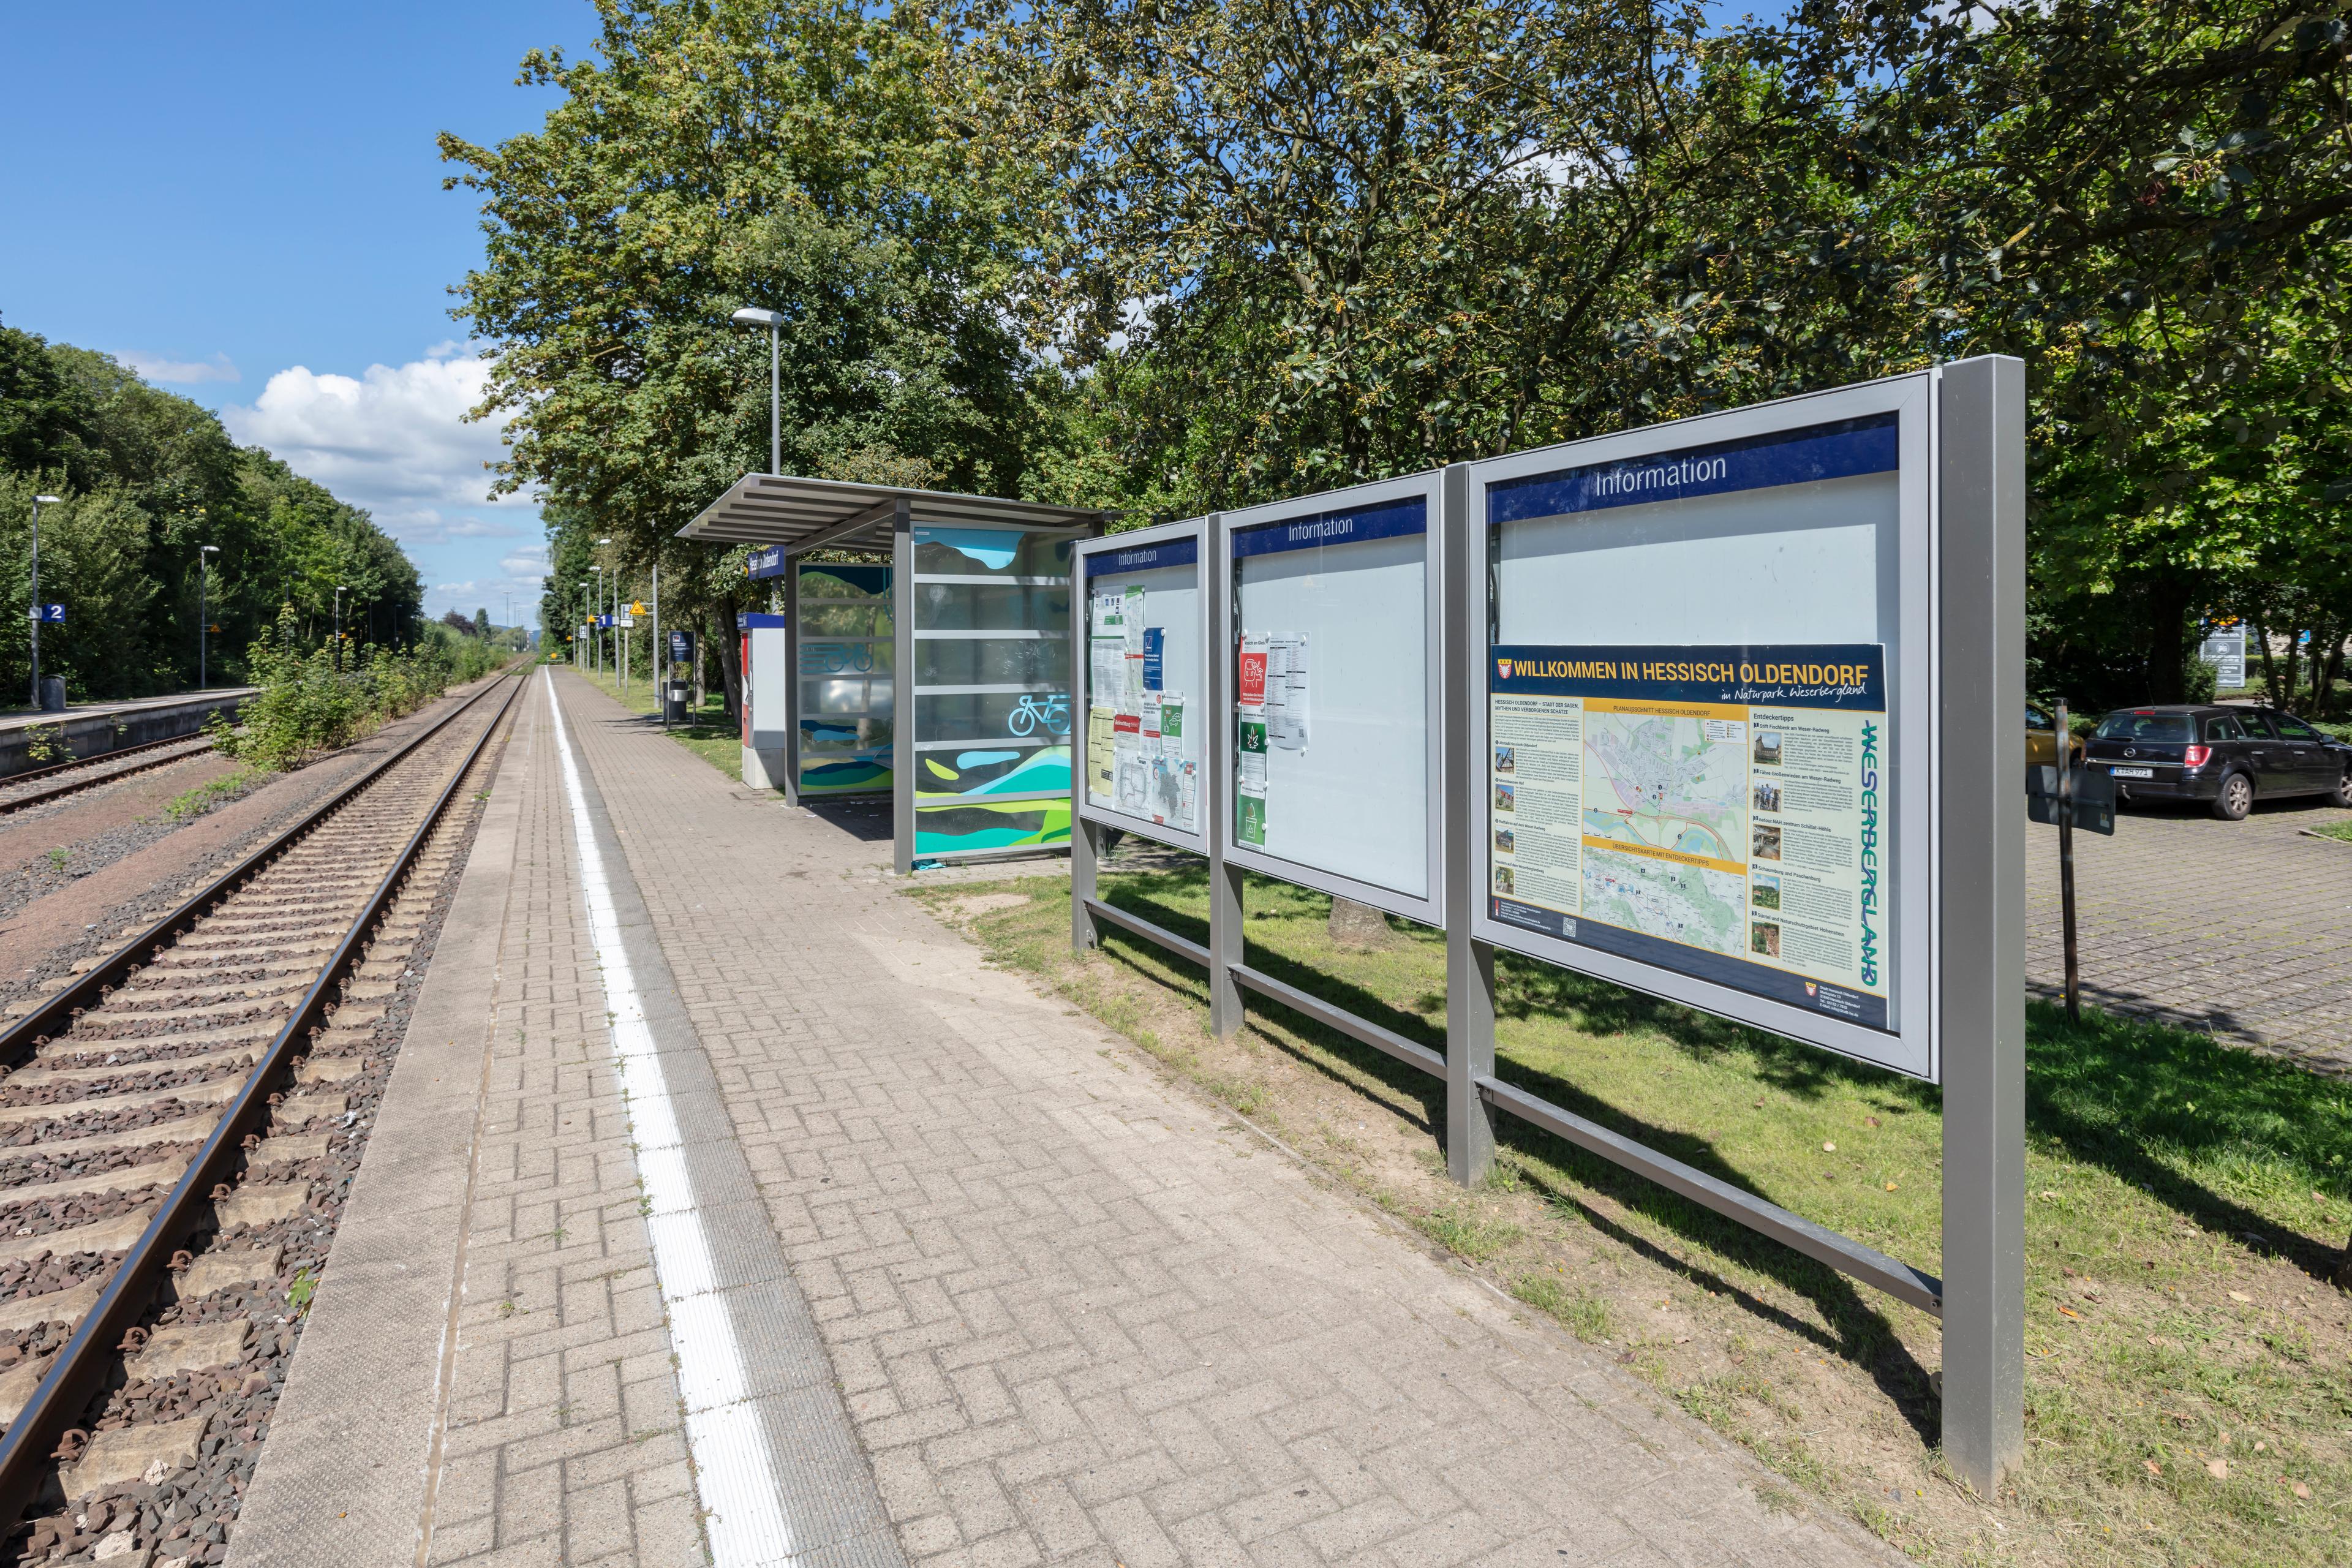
[
  {"xmin": 1074, "ymin": 520, "xmax": 1210, "ymax": 854},
  {"xmin": 1465, "ymin": 377, "xmax": 1936, "ymax": 1079},
  {"xmin": 1218, "ymin": 472, "xmax": 1446, "ymax": 925}
]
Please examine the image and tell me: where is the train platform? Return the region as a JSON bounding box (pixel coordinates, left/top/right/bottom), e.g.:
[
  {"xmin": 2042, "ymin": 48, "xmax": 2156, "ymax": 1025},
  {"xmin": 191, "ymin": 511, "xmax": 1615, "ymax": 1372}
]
[
  {"xmin": 230, "ymin": 669, "xmax": 1894, "ymax": 1568},
  {"xmin": 0, "ymin": 687, "xmax": 256, "ymax": 775}
]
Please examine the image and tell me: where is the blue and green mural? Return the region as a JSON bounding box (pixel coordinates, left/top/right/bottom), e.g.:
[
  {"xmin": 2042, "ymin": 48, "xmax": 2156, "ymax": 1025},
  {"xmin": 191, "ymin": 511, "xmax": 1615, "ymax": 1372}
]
[
  {"xmin": 914, "ymin": 745, "xmax": 1070, "ymax": 801},
  {"xmin": 914, "ymin": 797, "xmax": 1073, "ymax": 856}
]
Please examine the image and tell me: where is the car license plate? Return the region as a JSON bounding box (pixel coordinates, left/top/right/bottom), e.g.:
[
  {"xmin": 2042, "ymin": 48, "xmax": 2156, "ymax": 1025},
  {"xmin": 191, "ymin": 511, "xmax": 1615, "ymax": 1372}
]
[{"xmin": 2109, "ymin": 766, "xmax": 2154, "ymax": 778}]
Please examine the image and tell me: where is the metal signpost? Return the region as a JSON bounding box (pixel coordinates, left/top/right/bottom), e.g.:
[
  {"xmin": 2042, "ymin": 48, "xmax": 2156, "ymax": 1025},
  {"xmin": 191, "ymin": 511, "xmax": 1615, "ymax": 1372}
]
[{"xmin": 1065, "ymin": 356, "xmax": 2027, "ymax": 1496}]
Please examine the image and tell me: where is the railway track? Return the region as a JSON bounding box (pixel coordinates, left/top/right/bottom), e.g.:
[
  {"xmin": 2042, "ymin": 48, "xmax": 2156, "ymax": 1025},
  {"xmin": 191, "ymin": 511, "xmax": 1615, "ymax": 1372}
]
[
  {"xmin": 0, "ymin": 738, "xmax": 222, "ymax": 818},
  {"xmin": 0, "ymin": 669, "xmax": 524, "ymax": 1561}
]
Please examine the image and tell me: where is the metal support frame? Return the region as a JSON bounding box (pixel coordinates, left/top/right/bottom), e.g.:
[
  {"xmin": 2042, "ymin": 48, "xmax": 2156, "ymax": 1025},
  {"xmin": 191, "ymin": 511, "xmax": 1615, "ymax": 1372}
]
[
  {"xmin": 1935, "ymin": 355, "xmax": 2027, "ymax": 1496},
  {"xmin": 1059, "ymin": 365, "xmax": 2021, "ymax": 1493},
  {"xmin": 1204, "ymin": 514, "xmax": 1247, "ymax": 1038},
  {"xmin": 891, "ymin": 499, "xmax": 916, "ymax": 874},
  {"xmin": 1440, "ymin": 463, "xmax": 1498, "ymax": 1183},
  {"xmin": 782, "ymin": 559, "xmax": 803, "ymax": 805},
  {"xmin": 1071, "ymin": 561, "xmax": 1100, "ymax": 951}
]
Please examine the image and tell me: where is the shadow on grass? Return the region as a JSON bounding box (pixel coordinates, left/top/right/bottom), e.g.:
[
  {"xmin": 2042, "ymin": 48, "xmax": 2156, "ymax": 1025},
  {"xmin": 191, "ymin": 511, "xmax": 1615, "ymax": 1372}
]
[
  {"xmin": 1068, "ymin": 871, "xmax": 2349, "ymax": 1435},
  {"xmin": 2021, "ymin": 1001, "xmax": 2350, "ymax": 1281},
  {"xmin": 1092, "ymin": 870, "xmax": 1445, "ymax": 1136}
]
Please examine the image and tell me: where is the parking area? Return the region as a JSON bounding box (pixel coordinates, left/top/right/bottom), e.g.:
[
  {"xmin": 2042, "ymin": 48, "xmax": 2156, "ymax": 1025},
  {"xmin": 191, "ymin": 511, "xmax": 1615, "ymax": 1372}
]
[{"xmin": 2026, "ymin": 794, "xmax": 2352, "ymax": 1071}]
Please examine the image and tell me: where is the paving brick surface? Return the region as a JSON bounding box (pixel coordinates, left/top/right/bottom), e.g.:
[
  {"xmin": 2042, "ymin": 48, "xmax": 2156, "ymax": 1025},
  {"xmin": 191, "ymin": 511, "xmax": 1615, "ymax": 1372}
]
[
  {"xmin": 421, "ymin": 678, "xmax": 703, "ymax": 1566},
  {"xmin": 529, "ymin": 672, "xmax": 1893, "ymax": 1567},
  {"xmin": 2025, "ymin": 800, "xmax": 2352, "ymax": 1068}
]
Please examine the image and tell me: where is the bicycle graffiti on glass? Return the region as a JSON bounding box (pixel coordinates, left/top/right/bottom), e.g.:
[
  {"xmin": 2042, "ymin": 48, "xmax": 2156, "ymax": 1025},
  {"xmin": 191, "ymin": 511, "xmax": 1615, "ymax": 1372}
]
[
  {"xmin": 1008, "ymin": 693, "xmax": 1071, "ymax": 737},
  {"xmin": 801, "ymin": 643, "xmax": 878, "ymax": 674}
]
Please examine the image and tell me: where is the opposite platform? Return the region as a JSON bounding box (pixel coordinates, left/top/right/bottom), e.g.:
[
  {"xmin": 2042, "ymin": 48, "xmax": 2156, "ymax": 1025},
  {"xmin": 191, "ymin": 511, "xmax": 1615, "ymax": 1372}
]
[{"xmin": 240, "ymin": 668, "xmax": 1898, "ymax": 1568}]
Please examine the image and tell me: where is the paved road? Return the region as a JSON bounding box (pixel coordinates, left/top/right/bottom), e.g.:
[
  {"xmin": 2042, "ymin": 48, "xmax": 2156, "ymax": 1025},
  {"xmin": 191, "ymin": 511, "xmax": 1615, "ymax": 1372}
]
[{"xmin": 2025, "ymin": 793, "xmax": 2352, "ymax": 1070}]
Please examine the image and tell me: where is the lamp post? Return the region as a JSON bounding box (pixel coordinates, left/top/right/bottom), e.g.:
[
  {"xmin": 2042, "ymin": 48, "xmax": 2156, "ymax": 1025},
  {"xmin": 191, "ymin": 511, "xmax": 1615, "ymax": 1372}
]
[
  {"xmin": 333, "ymin": 586, "xmax": 349, "ymax": 673},
  {"xmin": 28, "ymin": 494, "xmax": 61, "ymax": 710},
  {"xmin": 578, "ymin": 579, "xmax": 591, "ymax": 667},
  {"xmin": 590, "ymin": 565, "xmax": 605, "ymax": 676},
  {"xmin": 729, "ymin": 307, "xmax": 784, "ymax": 475},
  {"xmin": 597, "ymin": 538, "xmax": 620, "ymax": 693},
  {"xmin": 198, "ymin": 545, "xmax": 220, "ymax": 688}
]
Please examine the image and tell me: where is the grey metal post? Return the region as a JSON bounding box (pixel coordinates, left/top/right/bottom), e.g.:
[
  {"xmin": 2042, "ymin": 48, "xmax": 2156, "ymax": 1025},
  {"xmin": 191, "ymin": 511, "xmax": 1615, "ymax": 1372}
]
[
  {"xmin": 892, "ymin": 499, "xmax": 916, "ymax": 875},
  {"xmin": 1937, "ymin": 354, "xmax": 2027, "ymax": 1497},
  {"xmin": 1441, "ymin": 462, "xmax": 1498, "ymax": 1185},
  {"xmin": 27, "ymin": 498, "xmax": 39, "ymax": 709},
  {"xmin": 768, "ymin": 321, "xmax": 781, "ymax": 478},
  {"xmin": 1205, "ymin": 514, "xmax": 1246, "ymax": 1038},
  {"xmin": 782, "ymin": 559, "xmax": 802, "ymax": 805},
  {"xmin": 1071, "ymin": 555, "xmax": 1099, "ymax": 948}
]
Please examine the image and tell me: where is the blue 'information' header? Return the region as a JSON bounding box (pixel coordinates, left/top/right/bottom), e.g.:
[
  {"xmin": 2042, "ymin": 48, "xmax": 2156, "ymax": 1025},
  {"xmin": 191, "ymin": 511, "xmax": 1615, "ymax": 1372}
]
[
  {"xmin": 1087, "ymin": 536, "xmax": 1199, "ymax": 578},
  {"xmin": 1487, "ymin": 413, "xmax": 1897, "ymax": 525},
  {"xmin": 1491, "ymin": 643, "xmax": 1887, "ymax": 711},
  {"xmin": 1232, "ymin": 496, "xmax": 1425, "ymax": 560}
]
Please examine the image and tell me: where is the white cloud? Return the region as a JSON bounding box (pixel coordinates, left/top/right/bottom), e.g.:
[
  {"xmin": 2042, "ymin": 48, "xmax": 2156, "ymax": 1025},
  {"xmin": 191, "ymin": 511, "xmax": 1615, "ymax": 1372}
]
[
  {"xmin": 221, "ymin": 342, "xmax": 533, "ymax": 541},
  {"xmin": 123, "ymin": 351, "xmax": 240, "ymax": 385}
]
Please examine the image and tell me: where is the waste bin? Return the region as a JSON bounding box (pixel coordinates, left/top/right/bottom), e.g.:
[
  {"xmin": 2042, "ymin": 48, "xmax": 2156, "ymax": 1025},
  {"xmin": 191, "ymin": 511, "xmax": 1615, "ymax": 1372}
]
[
  {"xmin": 663, "ymin": 682, "xmax": 691, "ymax": 723},
  {"xmin": 38, "ymin": 677, "xmax": 65, "ymax": 713}
]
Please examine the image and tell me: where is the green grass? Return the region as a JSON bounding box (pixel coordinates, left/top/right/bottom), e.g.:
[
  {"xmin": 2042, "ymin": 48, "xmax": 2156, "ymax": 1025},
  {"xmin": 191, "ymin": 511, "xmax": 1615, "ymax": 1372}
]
[
  {"xmin": 922, "ymin": 865, "xmax": 2352, "ymax": 1567},
  {"xmin": 2312, "ymin": 819, "xmax": 2352, "ymax": 845},
  {"xmin": 161, "ymin": 767, "xmax": 258, "ymax": 820}
]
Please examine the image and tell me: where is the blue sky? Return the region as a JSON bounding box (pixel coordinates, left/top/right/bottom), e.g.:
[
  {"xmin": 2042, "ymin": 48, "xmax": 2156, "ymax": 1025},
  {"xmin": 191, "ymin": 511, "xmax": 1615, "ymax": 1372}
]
[{"xmin": 1, "ymin": 1, "xmax": 600, "ymax": 630}]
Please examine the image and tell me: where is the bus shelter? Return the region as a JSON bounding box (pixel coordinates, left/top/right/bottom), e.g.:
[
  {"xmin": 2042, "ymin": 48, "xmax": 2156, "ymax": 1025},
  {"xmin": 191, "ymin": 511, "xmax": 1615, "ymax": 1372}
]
[{"xmin": 680, "ymin": 473, "xmax": 1102, "ymax": 871}]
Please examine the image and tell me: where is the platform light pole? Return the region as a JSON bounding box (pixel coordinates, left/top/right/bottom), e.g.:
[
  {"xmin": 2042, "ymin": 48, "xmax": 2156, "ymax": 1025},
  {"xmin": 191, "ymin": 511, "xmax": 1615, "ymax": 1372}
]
[
  {"xmin": 729, "ymin": 307, "xmax": 784, "ymax": 475},
  {"xmin": 333, "ymin": 586, "xmax": 349, "ymax": 673},
  {"xmin": 198, "ymin": 545, "xmax": 219, "ymax": 688},
  {"xmin": 28, "ymin": 495, "xmax": 61, "ymax": 710},
  {"xmin": 597, "ymin": 538, "xmax": 620, "ymax": 693},
  {"xmin": 590, "ymin": 565, "xmax": 605, "ymax": 676},
  {"xmin": 578, "ymin": 578, "xmax": 591, "ymax": 668}
]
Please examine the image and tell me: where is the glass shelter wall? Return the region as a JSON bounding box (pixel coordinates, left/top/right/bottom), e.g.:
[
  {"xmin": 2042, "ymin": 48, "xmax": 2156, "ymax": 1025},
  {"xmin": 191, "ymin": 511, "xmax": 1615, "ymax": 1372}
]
[
  {"xmin": 908, "ymin": 524, "xmax": 1077, "ymax": 859},
  {"xmin": 796, "ymin": 562, "xmax": 894, "ymax": 797}
]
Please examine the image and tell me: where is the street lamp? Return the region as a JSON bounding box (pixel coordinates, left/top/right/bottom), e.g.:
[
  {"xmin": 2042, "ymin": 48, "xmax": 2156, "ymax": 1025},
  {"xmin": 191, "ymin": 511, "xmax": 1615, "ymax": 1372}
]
[
  {"xmin": 577, "ymin": 578, "xmax": 591, "ymax": 667},
  {"xmin": 590, "ymin": 565, "xmax": 605, "ymax": 676},
  {"xmin": 333, "ymin": 585, "xmax": 348, "ymax": 673},
  {"xmin": 28, "ymin": 494, "xmax": 61, "ymax": 710},
  {"xmin": 198, "ymin": 545, "xmax": 220, "ymax": 688},
  {"xmin": 730, "ymin": 306, "xmax": 784, "ymax": 475}
]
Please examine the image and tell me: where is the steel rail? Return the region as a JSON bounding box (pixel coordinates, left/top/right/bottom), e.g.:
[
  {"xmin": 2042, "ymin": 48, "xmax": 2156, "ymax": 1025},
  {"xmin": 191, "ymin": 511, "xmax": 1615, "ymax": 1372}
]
[
  {"xmin": 0, "ymin": 734, "xmax": 217, "ymax": 813},
  {"xmin": 0, "ymin": 675, "xmax": 511, "ymax": 1061},
  {"xmin": 0, "ymin": 669, "xmax": 524, "ymax": 1528}
]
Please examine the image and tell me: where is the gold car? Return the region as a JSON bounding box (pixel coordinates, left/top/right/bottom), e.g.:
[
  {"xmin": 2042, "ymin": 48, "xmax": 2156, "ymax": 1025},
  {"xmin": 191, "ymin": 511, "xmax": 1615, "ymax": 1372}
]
[{"xmin": 2027, "ymin": 704, "xmax": 2086, "ymax": 770}]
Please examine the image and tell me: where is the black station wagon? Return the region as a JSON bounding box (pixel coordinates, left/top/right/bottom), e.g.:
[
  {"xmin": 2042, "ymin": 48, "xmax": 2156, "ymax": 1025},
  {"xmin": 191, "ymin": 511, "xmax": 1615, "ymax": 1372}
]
[{"xmin": 2085, "ymin": 704, "xmax": 2352, "ymax": 820}]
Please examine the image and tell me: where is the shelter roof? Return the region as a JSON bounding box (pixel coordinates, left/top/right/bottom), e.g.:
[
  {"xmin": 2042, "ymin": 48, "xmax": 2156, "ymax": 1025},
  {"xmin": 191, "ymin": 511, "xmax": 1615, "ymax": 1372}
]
[{"xmin": 677, "ymin": 473, "xmax": 1103, "ymax": 556}]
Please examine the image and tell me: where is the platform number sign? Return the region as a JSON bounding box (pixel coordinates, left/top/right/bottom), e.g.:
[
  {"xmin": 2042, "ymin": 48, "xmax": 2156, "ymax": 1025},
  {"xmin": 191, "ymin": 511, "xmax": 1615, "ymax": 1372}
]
[{"xmin": 31, "ymin": 604, "xmax": 64, "ymax": 624}]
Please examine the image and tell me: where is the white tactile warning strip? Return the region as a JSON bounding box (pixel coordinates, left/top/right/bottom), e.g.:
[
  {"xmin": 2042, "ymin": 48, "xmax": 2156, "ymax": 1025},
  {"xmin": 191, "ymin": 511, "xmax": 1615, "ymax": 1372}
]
[{"xmin": 546, "ymin": 669, "xmax": 905, "ymax": 1568}]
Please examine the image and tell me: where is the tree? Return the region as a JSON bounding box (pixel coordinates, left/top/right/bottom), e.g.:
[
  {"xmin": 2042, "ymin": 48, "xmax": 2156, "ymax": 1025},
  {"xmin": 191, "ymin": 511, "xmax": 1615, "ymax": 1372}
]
[
  {"xmin": 988, "ymin": 0, "xmax": 1803, "ymax": 510},
  {"xmin": 443, "ymin": 0, "xmax": 1046, "ymax": 717},
  {"xmin": 0, "ymin": 320, "xmax": 424, "ymax": 698}
]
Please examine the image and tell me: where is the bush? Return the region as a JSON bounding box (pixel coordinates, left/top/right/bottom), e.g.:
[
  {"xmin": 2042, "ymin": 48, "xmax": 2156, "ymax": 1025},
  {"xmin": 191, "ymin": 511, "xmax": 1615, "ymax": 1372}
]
[{"xmin": 216, "ymin": 607, "xmax": 504, "ymax": 769}]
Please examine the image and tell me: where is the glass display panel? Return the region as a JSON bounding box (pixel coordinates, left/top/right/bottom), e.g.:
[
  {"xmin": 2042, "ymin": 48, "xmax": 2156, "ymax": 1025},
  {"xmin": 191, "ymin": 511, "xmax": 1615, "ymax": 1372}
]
[
  {"xmin": 914, "ymin": 527, "xmax": 1075, "ymax": 579},
  {"xmin": 914, "ymin": 638, "xmax": 1068, "ymax": 687},
  {"xmin": 797, "ymin": 560, "xmax": 893, "ymax": 796},
  {"xmin": 1483, "ymin": 413, "xmax": 1902, "ymax": 1033},
  {"xmin": 1083, "ymin": 541, "xmax": 1202, "ymax": 838},
  {"xmin": 1231, "ymin": 499, "xmax": 1429, "ymax": 900},
  {"xmin": 913, "ymin": 581, "xmax": 1071, "ymax": 631}
]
